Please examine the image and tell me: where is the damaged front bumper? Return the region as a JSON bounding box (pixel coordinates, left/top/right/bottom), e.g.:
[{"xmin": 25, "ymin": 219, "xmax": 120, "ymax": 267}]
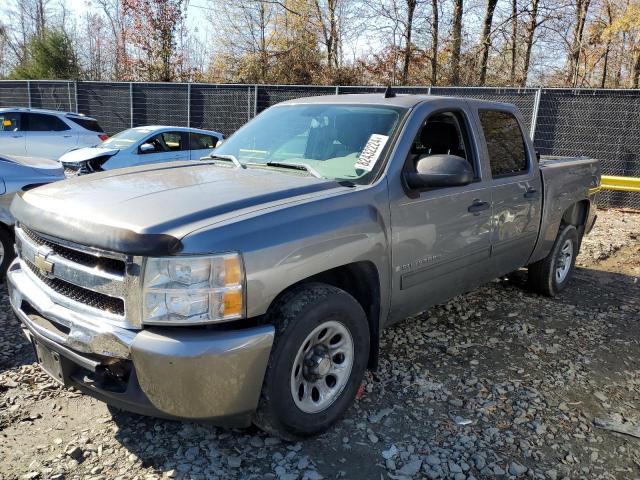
[{"xmin": 7, "ymin": 259, "xmax": 274, "ymax": 426}]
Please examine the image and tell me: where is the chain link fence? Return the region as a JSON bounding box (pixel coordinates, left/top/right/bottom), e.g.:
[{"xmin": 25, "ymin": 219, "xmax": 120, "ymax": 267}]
[{"xmin": 0, "ymin": 81, "xmax": 638, "ymax": 208}]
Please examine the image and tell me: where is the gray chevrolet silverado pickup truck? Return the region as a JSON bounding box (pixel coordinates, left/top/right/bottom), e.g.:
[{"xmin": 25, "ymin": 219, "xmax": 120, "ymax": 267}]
[{"xmin": 6, "ymin": 94, "xmax": 599, "ymax": 439}]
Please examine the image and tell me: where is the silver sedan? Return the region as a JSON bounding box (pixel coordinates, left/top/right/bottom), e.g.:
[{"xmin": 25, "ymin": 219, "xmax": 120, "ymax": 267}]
[{"xmin": 0, "ymin": 155, "xmax": 64, "ymax": 277}]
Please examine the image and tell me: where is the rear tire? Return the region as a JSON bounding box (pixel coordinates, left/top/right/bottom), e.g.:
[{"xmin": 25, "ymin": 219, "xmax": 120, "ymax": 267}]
[
  {"xmin": 0, "ymin": 227, "xmax": 15, "ymax": 280},
  {"xmin": 528, "ymin": 224, "xmax": 579, "ymax": 296},
  {"xmin": 254, "ymin": 283, "xmax": 369, "ymax": 440}
]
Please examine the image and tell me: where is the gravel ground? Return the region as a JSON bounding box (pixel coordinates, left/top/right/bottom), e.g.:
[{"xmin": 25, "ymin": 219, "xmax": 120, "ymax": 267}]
[{"xmin": 1, "ymin": 208, "xmax": 639, "ymax": 480}]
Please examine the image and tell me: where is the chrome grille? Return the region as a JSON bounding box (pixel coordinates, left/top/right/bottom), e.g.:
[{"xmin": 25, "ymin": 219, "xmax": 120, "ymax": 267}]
[
  {"xmin": 63, "ymin": 166, "xmax": 79, "ymax": 178},
  {"xmin": 24, "ymin": 258, "xmax": 125, "ymax": 315},
  {"xmin": 14, "ymin": 226, "xmax": 143, "ymax": 328}
]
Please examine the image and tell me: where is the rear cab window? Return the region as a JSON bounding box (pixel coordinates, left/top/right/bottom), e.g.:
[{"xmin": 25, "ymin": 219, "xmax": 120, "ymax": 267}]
[
  {"xmin": 67, "ymin": 116, "xmax": 104, "ymax": 133},
  {"xmin": 478, "ymin": 110, "xmax": 528, "ymax": 177},
  {"xmin": 24, "ymin": 113, "xmax": 70, "ymax": 132}
]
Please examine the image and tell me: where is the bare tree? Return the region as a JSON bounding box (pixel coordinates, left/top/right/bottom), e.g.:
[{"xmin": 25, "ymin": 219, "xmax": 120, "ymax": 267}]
[
  {"xmin": 430, "ymin": 0, "xmax": 439, "ymax": 84},
  {"xmin": 521, "ymin": 0, "xmax": 540, "ymax": 86},
  {"xmin": 478, "ymin": 0, "xmax": 498, "ymax": 85},
  {"xmin": 510, "ymin": 0, "xmax": 517, "ymax": 84},
  {"xmin": 567, "ymin": 0, "xmax": 592, "ymax": 86},
  {"xmin": 450, "ymin": 0, "xmax": 463, "ymax": 85}
]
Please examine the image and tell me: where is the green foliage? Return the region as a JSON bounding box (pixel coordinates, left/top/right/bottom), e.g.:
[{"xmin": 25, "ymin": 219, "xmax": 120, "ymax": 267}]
[{"xmin": 11, "ymin": 30, "xmax": 79, "ymax": 80}]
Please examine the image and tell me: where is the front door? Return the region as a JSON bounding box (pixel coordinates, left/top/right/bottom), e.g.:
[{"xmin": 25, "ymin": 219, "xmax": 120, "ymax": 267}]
[
  {"xmin": 0, "ymin": 112, "xmax": 26, "ymax": 156},
  {"xmin": 136, "ymin": 131, "xmax": 187, "ymax": 166},
  {"xmin": 389, "ymin": 108, "xmax": 493, "ymax": 322},
  {"xmin": 475, "ymin": 109, "xmax": 542, "ymax": 277}
]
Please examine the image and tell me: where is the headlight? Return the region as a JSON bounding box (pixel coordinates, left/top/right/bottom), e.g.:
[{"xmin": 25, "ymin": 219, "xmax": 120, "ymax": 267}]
[{"xmin": 142, "ymin": 254, "xmax": 244, "ymax": 325}]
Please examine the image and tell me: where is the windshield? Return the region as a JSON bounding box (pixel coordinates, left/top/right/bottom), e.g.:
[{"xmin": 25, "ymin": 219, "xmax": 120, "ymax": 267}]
[
  {"xmin": 99, "ymin": 128, "xmax": 154, "ymax": 149},
  {"xmin": 214, "ymin": 104, "xmax": 406, "ymax": 183}
]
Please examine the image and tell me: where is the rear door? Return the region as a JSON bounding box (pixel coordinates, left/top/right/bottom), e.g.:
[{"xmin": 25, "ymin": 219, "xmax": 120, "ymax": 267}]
[
  {"xmin": 187, "ymin": 132, "xmax": 220, "ymax": 159},
  {"xmin": 0, "ymin": 112, "xmax": 26, "ymax": 156},
  {"xmin": 475, "ymin": 108, "xmax": 542, "ymax": 276},
  {"xmin": 24, "ymin": 113, "xmax": 77, "ymax": 159}
]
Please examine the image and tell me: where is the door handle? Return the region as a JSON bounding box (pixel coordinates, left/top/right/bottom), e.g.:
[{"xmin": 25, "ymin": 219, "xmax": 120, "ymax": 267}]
[
  {"xmin": 468, "ymin": 200, "xmax": 490, "ymax": 214},
  {"xmin": 524, "ymin": 188, "xmax": 539, "ymax": 199},
  {"xmin": 63, "ymin": 135, "xmax": 73, "ymax": 138},
  {"xmin": 11, "ymin": 135, "xmax": 23, "ymax": 138}
]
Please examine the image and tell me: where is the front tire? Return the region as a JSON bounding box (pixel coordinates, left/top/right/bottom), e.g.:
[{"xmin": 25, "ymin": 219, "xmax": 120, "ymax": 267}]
[
  {"xmin": 528, "ymin": 224, "xmax": 579, "ymax": 296},
  {"xmin": 254, "ymin": 283, "xmax": 370, "ymax": 440}
]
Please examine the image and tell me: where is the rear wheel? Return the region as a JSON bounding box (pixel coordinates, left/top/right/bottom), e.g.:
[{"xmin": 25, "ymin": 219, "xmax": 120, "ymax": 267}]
[
  {"xmin": 0, "ymin": 227, "xmax": 15, "ymax": 280},
  {"xmin": 528, "ymin": 224, "xmax": 579, "ymax": 296},
  {"xmin": 254, "ymin": 283, "xmax": 369, "ymax": 440}
]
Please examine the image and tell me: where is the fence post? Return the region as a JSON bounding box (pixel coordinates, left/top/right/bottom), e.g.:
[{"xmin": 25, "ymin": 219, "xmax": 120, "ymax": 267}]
[
  {"xmin": 74, "ymin": 81, "xmax": 79, "ymax": 113},
  {"xmin": 253, "ymin": 85, "xmax": 258, "ymax": 117},
  {"xmin": 335, "ymin": 85, "xmax": 339, "ymax": 95},
  {"xmin": 530, "ymin": 87, "xmax": 542, "ymax": 141},
  {"xmin": 27, "ymin": 80, "xmax": 32, "ymax": 108},
  {"xmin": 247, "ymin": 86, "xmax": 251, "ymax": 121},
  {"xmin": 187, "ymin": 83, "xmax": 191, "ymax": 128},
  {"xmin": 129, "ymin": 82, "xmax": 134, "ymax": 128},
  {"xmin": 427, "ymin": 86, "xmax": 432, "ymax": 95}
]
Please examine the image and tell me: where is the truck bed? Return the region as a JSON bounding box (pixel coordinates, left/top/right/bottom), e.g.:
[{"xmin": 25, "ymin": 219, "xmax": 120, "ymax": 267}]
[{"xmin": 529, "ymin": 155, "xmax": 600, "ymax": 264}]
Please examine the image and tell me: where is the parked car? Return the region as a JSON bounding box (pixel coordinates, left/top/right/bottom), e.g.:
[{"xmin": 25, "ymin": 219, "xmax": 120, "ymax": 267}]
[
  {"xmin": 7, "ymin": 94, "xmax": 599, "ymax": 440},
  {"xmin": 0, "ymin": 108, "xmax": 107, "ymax": 159},
  {"xmin": 59, "ymin": 126, "xmax": 224, "ymax": 176},
  {"xmin": 0, "ymin": 154, "xmax": 64, "ymax": 277}
]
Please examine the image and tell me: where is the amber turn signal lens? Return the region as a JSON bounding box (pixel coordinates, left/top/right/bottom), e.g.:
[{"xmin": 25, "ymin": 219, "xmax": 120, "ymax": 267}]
[
  {"xmin": 223, "ymin": 290, "xmax": 242, "ymax": 316},
  {"xmin": 224, "ymin": 257, "xmax": 242, "ymax": 286}
]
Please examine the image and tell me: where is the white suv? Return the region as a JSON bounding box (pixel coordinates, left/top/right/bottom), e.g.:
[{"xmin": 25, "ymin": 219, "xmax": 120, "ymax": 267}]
[{"xmin": 0, "ymin": 108, "xmax": 108, "ymax": 160}]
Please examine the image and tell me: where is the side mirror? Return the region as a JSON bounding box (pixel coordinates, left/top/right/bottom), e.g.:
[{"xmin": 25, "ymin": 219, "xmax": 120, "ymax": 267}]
[
  {"xmin": 215, "ymin": 139, "xmax": 224, "ymax": 148},
  {"xmin": 139, "ymin": 143, "xmax": 155, "ymax": 154},
  {"xmin": 405, "ymin": 154, "xmax": 473, "ymax": 190}
]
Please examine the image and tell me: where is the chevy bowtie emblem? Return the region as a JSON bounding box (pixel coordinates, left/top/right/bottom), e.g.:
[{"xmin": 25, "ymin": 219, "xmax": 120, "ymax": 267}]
[{"xmin": 34, "ymin": 251, "xmax": 55, "ymax": 277}]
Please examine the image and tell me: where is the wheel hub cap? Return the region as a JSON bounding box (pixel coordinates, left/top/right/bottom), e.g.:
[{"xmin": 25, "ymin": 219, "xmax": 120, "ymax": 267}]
[
  {"xmin": 290, "ymin": 320, "xmax": 354, "ymax": 414},
  {"xmin": 555, "ymin": 239, "xmax": 574, "ymax": 283}
]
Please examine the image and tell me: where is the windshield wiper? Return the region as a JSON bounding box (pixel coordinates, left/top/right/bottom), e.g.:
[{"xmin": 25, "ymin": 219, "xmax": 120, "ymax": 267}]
[
  {"xmin": 209, "ymin": 153, "xmax": 245, "ymax": 169},
  {"xmin": 266, "ymin": 161, "xmax": 323, "ymax": 179}
]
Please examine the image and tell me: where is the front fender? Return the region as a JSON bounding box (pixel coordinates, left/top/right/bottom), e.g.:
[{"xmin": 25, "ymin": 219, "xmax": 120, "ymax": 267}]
[{"xmin": 180, "ymin": 183, "xmax": 392, "ymax": 323}]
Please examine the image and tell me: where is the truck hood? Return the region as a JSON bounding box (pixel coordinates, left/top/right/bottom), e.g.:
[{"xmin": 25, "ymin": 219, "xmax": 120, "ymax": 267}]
[
  {"xmin": 11, "ymin": 161, "xmax": 346, "ymax": 255},
  {"xmin": 59, "ymin": 147, "xmax": 120, "ymax": 164}
]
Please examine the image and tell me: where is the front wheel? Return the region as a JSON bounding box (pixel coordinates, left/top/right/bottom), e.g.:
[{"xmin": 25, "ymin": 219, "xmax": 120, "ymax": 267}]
[
  {"xmin": 254, "ymin": 283, "xmax": 370, "ymax": 440},
  {"xmin": 528, "ymin": 224, "xmax": 579, "ymax": 296}
]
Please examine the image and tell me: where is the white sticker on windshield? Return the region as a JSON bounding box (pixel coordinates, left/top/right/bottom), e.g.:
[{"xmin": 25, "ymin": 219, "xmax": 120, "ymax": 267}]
[{"xmin": 355, "ymin": 134, "xmax": 389, "ymax": 172}]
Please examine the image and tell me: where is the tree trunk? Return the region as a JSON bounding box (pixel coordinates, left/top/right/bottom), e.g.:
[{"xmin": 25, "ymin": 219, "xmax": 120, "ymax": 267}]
[
  {"xmin": 450, "ymin": 0, "xmax": 463, "ymax": 85},
  {"xmin": 479, "ymin": 0, "xmax": 498, "ymax": 85},
  {"xmin": 600, "ymin": 2, "xmax": 612, "ymax": 89},
  {"xmin": 510, "ymin": 0, "xmax": 517, "ymax": 85},
  {"xmin": 430, "ymin": 0, "xmax": 439, "ymax": 85},
  {"xmin": 401, "ymin": 0, "xmax": 417, "ymax": 84},
  {"xmin": 632, "ymin": 49, "xmax": 640, "ymax": 89},
  {"xmin": 520, "ymin": 0, "xmax": 539, "ymax": 87},
  {"xmin": 567, "ymin": 0, "xmax": 592, "ymax": 87}
]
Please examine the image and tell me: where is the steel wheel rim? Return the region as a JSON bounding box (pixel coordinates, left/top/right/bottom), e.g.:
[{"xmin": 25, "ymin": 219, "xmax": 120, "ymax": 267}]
[
  {"xmin": 555, "ymin": 239, "xmax": 573, "ymax": 283},
  {"xmin": 290, "ymin": 320, "xmax": 354, "ymax": 414},
  {"xmin": 0, "ymin": 240, "xmax": 4, "ymax": 266}
]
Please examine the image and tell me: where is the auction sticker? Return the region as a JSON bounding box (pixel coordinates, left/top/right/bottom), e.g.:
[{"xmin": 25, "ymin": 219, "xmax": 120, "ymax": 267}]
[{"xmin": 355, "ymin": 134, "xmax": 389, "ymax": 171}]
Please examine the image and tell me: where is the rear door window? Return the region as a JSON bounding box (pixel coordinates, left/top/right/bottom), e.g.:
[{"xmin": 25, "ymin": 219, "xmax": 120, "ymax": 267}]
[
  {"xmin": 24, "ymin": 113, "xmax": 70, "ymax": 132},
  {"xmin": 0, "ymin": 112, "xmax": 21, "ymax": 131},
  {"xmin": 188, "ymin": 133, "xmax": 218, "ymax": 151},
  {"xmin": 161, "ymin": 131, "xmax": 188, "ymax": 151},
  {"xmin": 67, "ymin": 117, "xmax": 104, "ymax": 133},
  {"xmin": 479, "ymin": 110, "xmax": 528, "ymax": 177}
]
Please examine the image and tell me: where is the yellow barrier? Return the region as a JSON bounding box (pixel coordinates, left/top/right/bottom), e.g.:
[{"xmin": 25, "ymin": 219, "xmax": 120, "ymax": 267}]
[{"xmin": 599, "ymin": 175, "xmax": 640, "ymax": 193}]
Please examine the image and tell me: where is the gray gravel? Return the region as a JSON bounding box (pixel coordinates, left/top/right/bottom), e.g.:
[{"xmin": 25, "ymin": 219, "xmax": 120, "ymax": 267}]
[{"xmin": 1, "ymin": 208, "xmax": 639, "ymax": 480}]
